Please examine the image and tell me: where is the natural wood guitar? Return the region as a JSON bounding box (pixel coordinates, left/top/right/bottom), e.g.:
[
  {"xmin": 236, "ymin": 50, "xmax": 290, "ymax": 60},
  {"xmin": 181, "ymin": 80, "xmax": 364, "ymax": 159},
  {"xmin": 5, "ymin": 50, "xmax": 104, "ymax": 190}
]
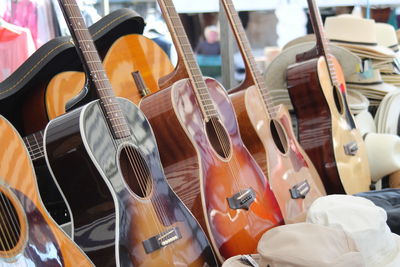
[
  {"xmin": 140, "ymin": 0, "xmax": 284, "ymax": 262},
  {"xmin": 45, "ymin": 34, "xmax": 174, "ymax": 120},
  {"xmin": 44, "ymin": 0, "xmax": 217, "ymax": 265},
  {"xmin": 222, "ymin": 0, "xmax": 326, "ymax": 223},
  {"xmin": 0, "ymin": 115, "xmax": 94, "ymax": 266},
  {"xmin": 286, "ymin": 0, "xmax": 371, "ymax": 194}
]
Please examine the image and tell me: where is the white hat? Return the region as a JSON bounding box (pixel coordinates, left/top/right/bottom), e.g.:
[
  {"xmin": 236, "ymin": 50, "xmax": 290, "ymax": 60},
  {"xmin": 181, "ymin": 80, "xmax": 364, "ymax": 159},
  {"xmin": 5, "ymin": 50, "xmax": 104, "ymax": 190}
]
[
  {"xmin": 324, "ymin": 15, "xmax": 395, "ymax": 59},
  {"xmin": 376, "ymin": 23, "xmax": 399, "ymax": 52},
  {"xmin": 347, "ymin": 89, "xmax": 370, "ymax": 114},
  {"xmin": 364, "ymin": 133, "xmax": 400, "ymax": 181},
  {"xmin": 354, "ymin": 110, "xmax": 376, "ymax": 136},
  {"xmin": 222, "ymin": 223, "xmax": 365, "ymax": 267},
  {"xmin": 307, "ymin": 195, "xmax": 400, "ymax": 267},
  {"xmin": 375, "ymin": 90, "xmax": 400, "ymax": 134}
]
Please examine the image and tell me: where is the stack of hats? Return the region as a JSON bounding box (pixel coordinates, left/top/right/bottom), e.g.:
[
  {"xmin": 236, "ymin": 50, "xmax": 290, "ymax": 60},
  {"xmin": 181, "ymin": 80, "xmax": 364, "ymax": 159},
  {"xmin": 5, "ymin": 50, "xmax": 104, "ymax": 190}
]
[
  {"xmin": 325, "ymin": 14, "xmax": 396, "ymax": 70},
  {"xmin": 223, "ymin": 195, "xmax": 400, "ymax": 267},
  {"xmin": 346, "ymin": 68, "xmax": 397, "ymax": 106},
  {"xmin": 375, "ymin": 23, "xmax": 400, "ymax": 86},
  {"xmin": 324, "ymin": 15, "xmax": 399, "ymax": 105}
]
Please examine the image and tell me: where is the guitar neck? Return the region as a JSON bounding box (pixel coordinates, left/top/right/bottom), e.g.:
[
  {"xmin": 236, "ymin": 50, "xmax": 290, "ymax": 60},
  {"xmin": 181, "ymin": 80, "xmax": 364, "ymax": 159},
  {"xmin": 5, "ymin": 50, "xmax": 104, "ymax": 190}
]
[
  {"xmin": 157, "ymin": 0, "xmax": 218, "ymax": 120},
  {"xmin": 57, "ymin": 0, "xmax": 130, "ymax": 139},
  {"xmin": 307, "ymin": 0, "xmax": 338, "ymax": 86},
  {"xmin": 220, "ymin": 0, "xmax": 276, "ymax": 116},
  {"xmin": 23, "ymin": 131, "xmax": 45, "ymax": 161}
]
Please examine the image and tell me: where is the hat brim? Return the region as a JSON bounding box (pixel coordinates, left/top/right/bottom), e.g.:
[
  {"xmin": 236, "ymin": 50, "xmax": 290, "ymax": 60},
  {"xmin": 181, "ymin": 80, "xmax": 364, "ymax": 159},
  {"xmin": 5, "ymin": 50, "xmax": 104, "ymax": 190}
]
[
  {"xmin": 332, "ymin": 42, "xmax": 396, "ymax": 58},
  {"xmin": 222, "ymin": 254, "xmax": 262, "ymax": 267}
]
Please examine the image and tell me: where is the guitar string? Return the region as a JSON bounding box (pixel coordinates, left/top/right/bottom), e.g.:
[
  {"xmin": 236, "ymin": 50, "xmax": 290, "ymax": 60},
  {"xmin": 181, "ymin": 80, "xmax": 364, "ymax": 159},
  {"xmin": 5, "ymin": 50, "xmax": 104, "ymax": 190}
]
[
  {"xmin": 67, "ymin": 3, "xmax": 167, "ymax": 237},
  {"xmin": 1, "ymin": 193, "xmax": 20, "ymax": 248},
  {"xmin": 66, "ymin": 1, "xmax": 171, "ymax": 241},
  {"xmin": 162, "ymin": 1, "xmax": 244, "ymax": 196},
  {"xmin": 0, "ymin": 194, "xmax": 15, "ymax": 255}
]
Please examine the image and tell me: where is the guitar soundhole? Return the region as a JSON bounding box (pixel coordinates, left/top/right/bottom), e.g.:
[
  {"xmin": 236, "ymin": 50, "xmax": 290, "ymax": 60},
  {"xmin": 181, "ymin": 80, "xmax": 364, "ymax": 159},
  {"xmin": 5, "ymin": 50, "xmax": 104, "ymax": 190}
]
[
  {"xmin": 333, "ymin": 85, "xmax": 344, "ymax": 114},
  {"xmin": 270, "ymin": 119, "xmax": 288, "ymax": 154},
  {"xmin": 0, "ymin": 187, "xmax": 26, "ymax": 257},
  {"xmin": 205, "ymin": 117, "xmax": 231, "ymax": 159},
  {"xmin": 119, "ymin": 145, "xmax": 152, "ymax": 198}
]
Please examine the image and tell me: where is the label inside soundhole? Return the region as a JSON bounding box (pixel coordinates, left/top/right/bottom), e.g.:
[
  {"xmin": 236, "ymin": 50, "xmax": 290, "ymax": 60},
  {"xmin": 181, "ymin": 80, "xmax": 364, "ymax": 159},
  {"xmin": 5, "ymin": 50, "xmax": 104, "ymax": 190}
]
[
  {"xmin": 0, "ymin": 186, "xmax": 27, "ymax": 259},
  {"xmin": 119, "ymin": 145, "xmax": 152, "ymax": 198},
  {"xmin": 206, "ymin": 117, "xmax": 231, "ymax": 159}
]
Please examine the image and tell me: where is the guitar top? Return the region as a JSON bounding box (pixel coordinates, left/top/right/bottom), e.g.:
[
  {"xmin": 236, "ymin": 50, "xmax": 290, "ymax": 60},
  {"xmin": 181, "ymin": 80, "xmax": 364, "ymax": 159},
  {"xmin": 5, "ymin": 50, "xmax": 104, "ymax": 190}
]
[
  {"xmin": 286, "ymin": 0, "xmax": 371, "ymax": 194},
  {"xmin": 0, "ymin": 115, "xmax": 93, "ymax": 266}
]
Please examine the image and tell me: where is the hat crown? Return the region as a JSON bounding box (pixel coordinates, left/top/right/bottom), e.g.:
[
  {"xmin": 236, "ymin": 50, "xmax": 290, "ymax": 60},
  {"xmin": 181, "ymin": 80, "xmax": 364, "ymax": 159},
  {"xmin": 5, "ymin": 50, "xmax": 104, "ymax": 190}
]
[
  {"xmin": 325, "ymin": 15, "xmax": 377, "ymax": 45},
  {"xmin": 307, "ymin": 195, "xmax": 400, "ymax": 267}
]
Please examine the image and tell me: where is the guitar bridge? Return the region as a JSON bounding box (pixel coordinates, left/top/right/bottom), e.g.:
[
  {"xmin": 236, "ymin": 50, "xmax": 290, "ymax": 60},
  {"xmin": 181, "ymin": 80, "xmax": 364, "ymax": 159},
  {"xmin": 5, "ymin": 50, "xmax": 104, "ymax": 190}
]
[
  {"xmin": 344, "ymin": 141, "xmax": 358, "ymax": 156},
  {"xmin": 227, "ymin": 188, "xmax": 256, "ymax": 210},
  {"xmin": 289, "ymin": 180, "xmax": 310, "ymax": 199},
  {"xmin": 142, "ymin": 227, "xmax": 181, "ymax": 254}
]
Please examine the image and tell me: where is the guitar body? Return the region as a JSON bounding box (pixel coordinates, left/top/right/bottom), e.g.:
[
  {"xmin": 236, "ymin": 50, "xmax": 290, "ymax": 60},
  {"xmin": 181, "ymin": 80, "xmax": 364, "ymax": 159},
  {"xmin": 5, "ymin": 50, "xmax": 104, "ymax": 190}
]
[
  {"xmin": 0, "ymin": 116, "xmax": 93, "ymax": 266},
  {"xmin": 44, "ymin": 98, "xmax": 216, "ymax": 266},
  {"xmin": 287, "ymin": 55, "xmax": 370, "ymax": 194},
  {"xmin": 45, "ymin": 34, "xmax": 174, "ymax": 120},
  {"xmin": 230, "ymin": 86, "xmax": 326, "ymax": 223},
  {"xmin": 140, "ymin": 77, "xmax": 284, "ymax": 261}
]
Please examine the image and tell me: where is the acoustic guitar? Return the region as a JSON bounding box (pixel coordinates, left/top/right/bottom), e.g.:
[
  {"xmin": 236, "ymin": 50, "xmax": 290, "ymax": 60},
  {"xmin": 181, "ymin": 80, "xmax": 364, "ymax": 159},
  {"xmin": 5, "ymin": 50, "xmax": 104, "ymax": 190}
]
[
  {"xmin": 222, "ymin": 0, "xmax": 326, "ymax": 223},
  {"xmin": 44, "ymin": 0, "xmax": 217, "ymax": 266},
  {"xmin": 140, "ymin": 0, "xmax": 284, "ymax": 262},
  {"xmin": 0, "ymin": 115, "xmax": 93, "ymax": 266},
  {"xmin": 45, "ymin": 34, "xmax": 174, "ymax": 120},
  {"xmin": 286, "ymin": 0, "xmax": 371, "ymax": 194}
]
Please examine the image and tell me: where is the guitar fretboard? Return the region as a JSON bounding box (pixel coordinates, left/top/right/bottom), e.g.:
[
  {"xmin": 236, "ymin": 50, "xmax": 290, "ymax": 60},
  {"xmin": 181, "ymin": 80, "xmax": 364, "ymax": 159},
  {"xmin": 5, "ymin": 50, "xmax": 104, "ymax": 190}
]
[
  {"xmin": 221, "ymin": 0, "xmax": 277, "ymax": 118},
  {"xmin": 23, "ymin": 131, "xmax": 45, "ymax": 161},
  {"xmin": 158, "ymin": 0, "xmax": 219, "ymax": 120},
  {"xmin": 58, "ymin": 0, "xmax": 130, "ymax": 139},
  {"xmin": 308, "ymin": 0, "xmax": 338, "ymax": 86}
]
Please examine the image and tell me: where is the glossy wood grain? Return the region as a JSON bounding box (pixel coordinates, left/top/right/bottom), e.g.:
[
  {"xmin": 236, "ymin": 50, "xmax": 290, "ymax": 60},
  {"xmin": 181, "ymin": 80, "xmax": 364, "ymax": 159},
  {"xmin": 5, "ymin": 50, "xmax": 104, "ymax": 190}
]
[
  {"xmin": 45, "ymin": 98, "xmax": 216, "ymax": 266},
  {"xmin": 230, "ymin": 86, "xmax": 326, "ymax": 223},
  {"xmin": 0, "ymin": 116, "xmax": 93, "ymax": 266},
  {"xmin": 287, "ymin": 56, "xmax": 371, "ymax": 194},
  {"xmin": 140, "ymin": 78, "xmax": 284, "ymax": 262},
  {"xmin": 45, "ymin": 34, "xmax": 174, "ymax": 119}
]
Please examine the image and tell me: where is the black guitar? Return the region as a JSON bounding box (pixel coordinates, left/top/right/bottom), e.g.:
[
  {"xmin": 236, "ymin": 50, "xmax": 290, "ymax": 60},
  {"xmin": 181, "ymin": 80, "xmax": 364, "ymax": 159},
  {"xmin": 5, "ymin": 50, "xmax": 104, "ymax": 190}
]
[{"xmin": 44, "ymin": 0, "xmax": 217, "ymax": 266}]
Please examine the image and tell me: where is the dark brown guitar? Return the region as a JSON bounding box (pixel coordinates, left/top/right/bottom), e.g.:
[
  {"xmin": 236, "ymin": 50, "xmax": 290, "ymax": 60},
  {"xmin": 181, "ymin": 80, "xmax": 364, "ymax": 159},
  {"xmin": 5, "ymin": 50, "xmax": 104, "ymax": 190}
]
[
  {"xmin": 286, "ymin": 0, "xmax": 371, "ymax": 194},
  {"xmin": 43, "ymin": 0, "xmax": 217, "ymax": 265}
]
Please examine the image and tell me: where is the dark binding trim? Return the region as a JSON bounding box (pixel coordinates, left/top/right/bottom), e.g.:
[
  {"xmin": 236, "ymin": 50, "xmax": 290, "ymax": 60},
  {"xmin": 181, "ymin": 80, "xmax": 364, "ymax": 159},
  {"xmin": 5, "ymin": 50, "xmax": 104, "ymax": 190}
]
[{"xmin": 329, "ymin": 39, "xmax": 378, "ymax": 47}]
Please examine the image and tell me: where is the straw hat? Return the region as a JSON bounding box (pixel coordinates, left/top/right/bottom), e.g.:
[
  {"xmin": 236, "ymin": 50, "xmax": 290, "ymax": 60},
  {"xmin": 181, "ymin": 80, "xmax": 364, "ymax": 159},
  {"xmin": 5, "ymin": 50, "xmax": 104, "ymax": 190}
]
[
  {"xmin": 324, "ymin": 15, "xmax": 395, "ymax": 59},
  {"xmin": 364, "ymin": 133, "xmax": 400, "ymax": 181},
  {"xmin": 376, "ymin": 23, "xmax": 399, "ymax": 52},
  {"xmin": 307, "ymin": 195, "xmax": 400, "ymax": 267},
  {"xmin": 375, "ymin": 90, "xmax": 400, "ymax": 134},
  {"xmin": 346, "ymin": 69, "xmax": 397, "ymax": 105},
  {"xmin": 222, "ymin": 223, "xmax": 365, "ymax": 267},
  {"xmin": 354, "ymin": 110, "xmax": 376, "ymax": 136}
]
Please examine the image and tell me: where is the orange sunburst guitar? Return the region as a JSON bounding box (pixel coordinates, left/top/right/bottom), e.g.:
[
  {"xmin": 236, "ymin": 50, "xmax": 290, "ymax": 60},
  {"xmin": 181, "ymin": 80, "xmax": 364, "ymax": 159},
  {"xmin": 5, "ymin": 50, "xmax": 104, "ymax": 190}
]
[
  {"xmin": 0, "ymin": 115, "xmax": 93, "ymax": 266},
  {"xmin": 222, "ymin": 0, "xmax": 326, "ymax": 223},
  {"xmin": 140, "ymin": 0, "xmax": 284, "ymax": 262},
  {"xmin": 286, "ymin": 0, "xmax": 371, "ymax": 194},
  {"xmin": 45, "ymin": 34, "xmax": 174, "ymax": 119}
]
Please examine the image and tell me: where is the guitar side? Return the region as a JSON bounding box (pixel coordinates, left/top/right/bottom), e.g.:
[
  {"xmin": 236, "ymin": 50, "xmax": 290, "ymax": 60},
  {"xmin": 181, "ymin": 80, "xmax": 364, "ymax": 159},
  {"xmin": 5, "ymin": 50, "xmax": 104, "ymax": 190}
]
[
  {"xmin": 140, "ymin": 78, "xmax": 284, "ymax": 262},
  {"xmin": 44, "ymin": 98, "xmax": 217, "ymax": 266},
  {"xmin": 230, "ymin": 86, "xmax": 326, "ymax": 223},
  {"xmin": 45, "ymin": 34, "xmax": 174, "ymax": 120},
  {"xmin": 287, "ymin": 56, "xmax": 370, "ymax": 194},
  {"xmin": 0, "ymin": 116, "xmax": 93, "ymax": 266}
]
